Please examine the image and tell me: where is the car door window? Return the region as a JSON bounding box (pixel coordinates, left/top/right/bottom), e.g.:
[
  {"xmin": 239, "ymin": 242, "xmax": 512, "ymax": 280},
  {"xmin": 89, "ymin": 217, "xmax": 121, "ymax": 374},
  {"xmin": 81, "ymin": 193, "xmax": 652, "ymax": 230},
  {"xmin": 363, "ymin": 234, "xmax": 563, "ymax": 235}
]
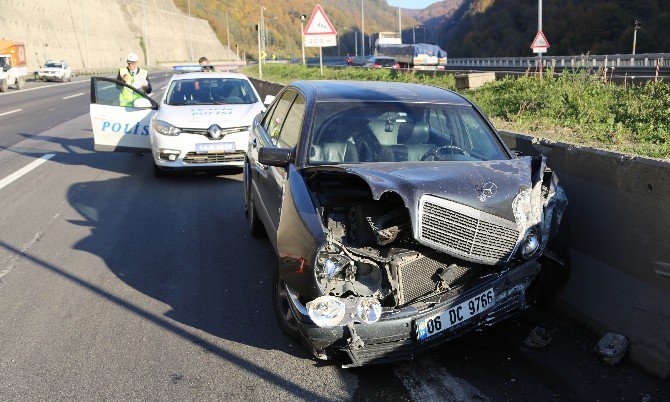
[
  {"xmin": 276, "ymin": 95, "xmax": 306, "ymax": 149},
  {"xmin": 265, "ymin": 91, "xmax": 296, "ymax": 143}
]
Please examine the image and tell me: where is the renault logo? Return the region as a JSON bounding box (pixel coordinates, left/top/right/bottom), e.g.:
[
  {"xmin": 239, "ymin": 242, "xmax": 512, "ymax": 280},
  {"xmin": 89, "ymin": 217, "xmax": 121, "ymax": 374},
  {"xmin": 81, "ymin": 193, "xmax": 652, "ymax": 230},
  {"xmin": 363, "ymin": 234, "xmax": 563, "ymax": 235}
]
[
  {"xmin": 208, "ymin": 124, "xmax": 222, "ymax": 140},
  {"xmin": 476, "ymin": 182, "xmax": 498, "ymax": 202}
]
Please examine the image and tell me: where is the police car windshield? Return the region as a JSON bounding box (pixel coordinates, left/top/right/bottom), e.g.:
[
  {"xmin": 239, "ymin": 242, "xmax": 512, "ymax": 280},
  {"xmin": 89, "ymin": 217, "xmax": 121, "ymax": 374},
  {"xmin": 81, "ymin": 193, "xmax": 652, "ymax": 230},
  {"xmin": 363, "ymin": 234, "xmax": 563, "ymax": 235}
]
[
  {"xmin": 45, "ymin": 62, "xmax": 63, "ymax": 68},
  {"xmin": 166, "ymin": 78, "xmax": 258, "ymax": 106}
]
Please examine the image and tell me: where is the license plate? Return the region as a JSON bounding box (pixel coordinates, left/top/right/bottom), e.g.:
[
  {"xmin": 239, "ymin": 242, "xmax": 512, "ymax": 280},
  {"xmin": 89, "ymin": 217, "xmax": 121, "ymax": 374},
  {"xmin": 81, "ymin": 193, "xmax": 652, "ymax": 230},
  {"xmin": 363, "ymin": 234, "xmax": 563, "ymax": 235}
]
[
  {"xmin": 416, "ymin": 288, "xmax": 495, "ymax": 341},
  {"xmin": 195, "ymin": 142, "xmax": 235, "ymax": 154}
]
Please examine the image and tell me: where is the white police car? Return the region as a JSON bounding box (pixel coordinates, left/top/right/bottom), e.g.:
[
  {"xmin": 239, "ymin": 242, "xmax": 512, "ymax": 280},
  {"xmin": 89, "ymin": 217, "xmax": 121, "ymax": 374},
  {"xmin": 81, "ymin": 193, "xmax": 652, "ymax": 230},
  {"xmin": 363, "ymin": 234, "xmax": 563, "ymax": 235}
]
[{"xmin": 89, "ymin": 69, "xmax": 269, "ymax": 176}]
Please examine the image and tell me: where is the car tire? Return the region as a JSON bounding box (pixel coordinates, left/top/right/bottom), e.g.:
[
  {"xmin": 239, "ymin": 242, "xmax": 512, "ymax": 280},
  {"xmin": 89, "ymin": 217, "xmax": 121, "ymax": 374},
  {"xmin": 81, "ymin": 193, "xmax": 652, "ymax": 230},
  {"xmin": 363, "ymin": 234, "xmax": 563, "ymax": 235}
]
[
  {"xmin": 273, "ymin": 269, "xmax": 301, "ymax": 342},
  {"xmin": 153, "ymin": 162, "xmax": 167, "ymax": 178},
  {"xmin": 0, "ymin": 79, "xmax": 8, "ymax": 92},
  {"xmin": 247, "ymin": 191, "xmax": 265, "ymax": 238},
  {"xmin": 15, "ymin": 77, "xmax": 24, "ymax": 90}
]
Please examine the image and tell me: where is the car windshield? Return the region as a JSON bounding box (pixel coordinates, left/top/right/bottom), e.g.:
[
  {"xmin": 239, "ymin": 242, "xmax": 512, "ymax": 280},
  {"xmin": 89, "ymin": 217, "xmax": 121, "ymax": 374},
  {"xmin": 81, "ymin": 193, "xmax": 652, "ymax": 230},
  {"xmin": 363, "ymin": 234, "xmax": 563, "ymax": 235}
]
[
  {"xmin": 45, "ymin": 62, "xmax": 63, "ymax": 68},
  {"xmin": 307, "ymin": 102, "xmax": 508, "ymax": 164},
  {"xmin": 165, "ymin": 78, "xmax": 258, "ymax": 106}
]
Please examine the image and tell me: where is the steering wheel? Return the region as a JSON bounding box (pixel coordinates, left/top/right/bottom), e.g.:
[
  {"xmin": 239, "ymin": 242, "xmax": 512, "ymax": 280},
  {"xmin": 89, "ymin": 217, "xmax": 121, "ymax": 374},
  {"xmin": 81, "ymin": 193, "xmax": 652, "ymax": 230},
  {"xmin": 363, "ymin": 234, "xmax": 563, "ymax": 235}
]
[{"xmin": 420, "ymin": 145, "xmax": 471, "ymax": 161}]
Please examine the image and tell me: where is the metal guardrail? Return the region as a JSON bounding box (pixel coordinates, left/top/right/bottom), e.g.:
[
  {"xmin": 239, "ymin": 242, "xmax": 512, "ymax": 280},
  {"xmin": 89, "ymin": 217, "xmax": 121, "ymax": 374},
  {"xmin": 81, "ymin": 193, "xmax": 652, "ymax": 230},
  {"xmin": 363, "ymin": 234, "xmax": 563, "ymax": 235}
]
[{"xmin": 447, "ymin": 53, "xmax": 670, "ymax": 69}]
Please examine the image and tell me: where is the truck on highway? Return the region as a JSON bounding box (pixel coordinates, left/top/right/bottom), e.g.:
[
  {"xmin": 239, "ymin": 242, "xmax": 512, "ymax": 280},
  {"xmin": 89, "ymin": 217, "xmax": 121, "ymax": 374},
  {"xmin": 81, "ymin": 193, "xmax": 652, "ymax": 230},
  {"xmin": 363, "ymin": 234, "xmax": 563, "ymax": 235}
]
[
  {"xmin": 0, "ymin": 40, "xmax": 28, "ymax": 92},
  {"xmin": 375, "ymin": 43, "xmax": 448, "ymax": 70}
]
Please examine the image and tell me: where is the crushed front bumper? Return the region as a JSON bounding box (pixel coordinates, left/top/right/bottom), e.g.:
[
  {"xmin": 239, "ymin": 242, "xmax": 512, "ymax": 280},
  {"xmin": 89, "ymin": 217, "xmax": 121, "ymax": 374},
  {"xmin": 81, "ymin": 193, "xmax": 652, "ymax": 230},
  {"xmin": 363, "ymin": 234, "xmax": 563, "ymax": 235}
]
[{"xmin": 288, "ymin": 259, "xmax": 542, "ymax": 367}]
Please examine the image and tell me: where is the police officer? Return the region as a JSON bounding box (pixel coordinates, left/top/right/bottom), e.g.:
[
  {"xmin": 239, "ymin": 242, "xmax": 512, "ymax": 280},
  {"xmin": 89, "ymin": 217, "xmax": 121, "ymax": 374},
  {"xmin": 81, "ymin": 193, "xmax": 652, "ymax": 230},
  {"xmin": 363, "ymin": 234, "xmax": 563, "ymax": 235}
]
[{"xmin": 117, "ymin": 53, "xmax": 152, "ymax": 107}]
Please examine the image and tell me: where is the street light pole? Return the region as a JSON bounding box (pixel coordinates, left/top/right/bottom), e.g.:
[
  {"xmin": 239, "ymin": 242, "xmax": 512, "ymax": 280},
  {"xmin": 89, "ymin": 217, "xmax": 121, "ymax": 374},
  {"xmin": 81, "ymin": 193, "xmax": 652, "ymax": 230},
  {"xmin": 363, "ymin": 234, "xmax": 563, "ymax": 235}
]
[
  {"xmin": 300, "ymin": 14, "xmax": 306, "ymax": 66},
  {"xmin": 633, "ymin": 20, "xmax": 641, "ymax": 55},
  {"xmin": 412, "ymin": 26, "xmax": 415, "ymax": 44},
  {"xmin": 398, "ymin": 0, "xmax": 402, "ymax": 42},
  {"xmin": 354, "ymin": 29, "xmax": 358, "ymax": 57},
  {"xmin": 361, "ymin": 0, "xmax": 365, "ymax": 57}
]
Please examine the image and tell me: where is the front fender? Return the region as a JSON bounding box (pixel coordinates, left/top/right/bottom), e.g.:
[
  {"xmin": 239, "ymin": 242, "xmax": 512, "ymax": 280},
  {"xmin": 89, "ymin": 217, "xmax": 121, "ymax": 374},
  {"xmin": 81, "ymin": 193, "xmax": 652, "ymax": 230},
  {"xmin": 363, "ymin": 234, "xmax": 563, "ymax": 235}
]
[{"xmin": 277, "ymin": 165, "xmax": 327, "ymax": 300}]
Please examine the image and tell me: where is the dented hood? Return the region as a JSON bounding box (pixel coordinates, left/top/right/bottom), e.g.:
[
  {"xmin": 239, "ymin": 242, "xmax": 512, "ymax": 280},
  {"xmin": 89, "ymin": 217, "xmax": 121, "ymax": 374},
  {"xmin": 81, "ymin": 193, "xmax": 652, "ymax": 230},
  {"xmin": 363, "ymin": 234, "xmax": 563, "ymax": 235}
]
[{"xmin": 313, "ymin": 158, "xmax": 535, "ymax": 223}]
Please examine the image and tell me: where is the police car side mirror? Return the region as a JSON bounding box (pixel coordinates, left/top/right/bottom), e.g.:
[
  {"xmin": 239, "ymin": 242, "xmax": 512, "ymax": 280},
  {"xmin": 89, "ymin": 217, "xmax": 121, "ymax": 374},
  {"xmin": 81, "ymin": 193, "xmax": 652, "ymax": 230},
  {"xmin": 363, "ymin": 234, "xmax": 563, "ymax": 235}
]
[
  {"xmin": 263, "ymin": 95, "xmax": 276, "ymax": 106},
  {"xmin": 133, "ymin": 98, "xmax": 153, "ymax": 109}
]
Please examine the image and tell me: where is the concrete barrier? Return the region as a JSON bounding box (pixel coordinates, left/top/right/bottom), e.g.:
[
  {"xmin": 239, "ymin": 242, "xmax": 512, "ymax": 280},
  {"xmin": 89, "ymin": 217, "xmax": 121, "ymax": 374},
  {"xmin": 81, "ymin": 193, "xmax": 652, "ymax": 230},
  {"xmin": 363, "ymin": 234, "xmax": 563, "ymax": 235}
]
[
  {"xmin": 499, "ymin": 132, "xmax": 670, "ymax": 378},
  {"xmin": 247, "ymin": 76, "xmax": 670, "ymax": 378}
]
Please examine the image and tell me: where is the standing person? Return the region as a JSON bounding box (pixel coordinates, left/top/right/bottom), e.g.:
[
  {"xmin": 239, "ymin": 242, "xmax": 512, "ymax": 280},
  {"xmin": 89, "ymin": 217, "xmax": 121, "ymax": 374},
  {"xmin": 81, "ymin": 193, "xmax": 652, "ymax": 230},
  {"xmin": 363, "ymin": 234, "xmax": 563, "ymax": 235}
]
[{"xmin": 117, "ymin": 53, "xmax": 152, "ymax": 107}]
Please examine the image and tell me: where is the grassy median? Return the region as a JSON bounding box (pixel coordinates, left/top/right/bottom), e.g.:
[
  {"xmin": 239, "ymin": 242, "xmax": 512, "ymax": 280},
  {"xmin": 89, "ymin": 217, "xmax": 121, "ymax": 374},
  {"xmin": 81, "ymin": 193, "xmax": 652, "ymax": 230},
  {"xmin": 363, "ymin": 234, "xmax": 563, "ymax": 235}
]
[{"xmin": 243, "ymin": 64, "xmax": 670, "ymax": 159}]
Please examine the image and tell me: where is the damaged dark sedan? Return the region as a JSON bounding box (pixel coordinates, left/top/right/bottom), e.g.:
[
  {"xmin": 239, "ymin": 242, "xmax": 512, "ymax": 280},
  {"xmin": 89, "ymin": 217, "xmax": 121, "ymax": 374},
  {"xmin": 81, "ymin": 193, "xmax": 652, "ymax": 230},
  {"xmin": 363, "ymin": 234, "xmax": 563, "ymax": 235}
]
[{"xmin": 244, "ymin": 80, "xmax": 567, "ymax": 367}]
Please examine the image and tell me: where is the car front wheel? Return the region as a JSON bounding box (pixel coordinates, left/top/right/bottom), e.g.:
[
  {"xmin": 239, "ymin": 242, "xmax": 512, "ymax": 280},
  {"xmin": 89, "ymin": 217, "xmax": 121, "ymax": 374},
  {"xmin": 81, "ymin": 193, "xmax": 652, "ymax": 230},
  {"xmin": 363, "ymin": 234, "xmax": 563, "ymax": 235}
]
[{"xmin": 273, "ymin": 269, "xmax": 301, "ymax": 341}]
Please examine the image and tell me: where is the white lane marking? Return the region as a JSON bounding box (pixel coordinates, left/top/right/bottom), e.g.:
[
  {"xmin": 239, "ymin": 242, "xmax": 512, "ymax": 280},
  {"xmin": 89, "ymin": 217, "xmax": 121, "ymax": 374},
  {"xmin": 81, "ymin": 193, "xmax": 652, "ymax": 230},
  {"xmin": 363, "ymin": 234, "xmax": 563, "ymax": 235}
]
[
  {"xmin": 0, "ymin": 232, "xmax": 43, "ymax": 280},
  {"xmin": 0, "ymin": 79, "xmax": 88, "ymax": 96},
  {"xmin": 62, "ymin": 92, "xmax": 86, "ymax": 100},
  {"xmin": 101, "ymin": 84, "xmax": 115, "ymax": 90},
  {"xmin": 0, "ymin": 154, "xmax": 56, "ymax": 191},
  {"xmin": 160, "ymin": 85, "xmax": 168, "ymax": 90},
  {"xmin": 0, "ymin": 108, "xmax": 22, "ymax": 117}
]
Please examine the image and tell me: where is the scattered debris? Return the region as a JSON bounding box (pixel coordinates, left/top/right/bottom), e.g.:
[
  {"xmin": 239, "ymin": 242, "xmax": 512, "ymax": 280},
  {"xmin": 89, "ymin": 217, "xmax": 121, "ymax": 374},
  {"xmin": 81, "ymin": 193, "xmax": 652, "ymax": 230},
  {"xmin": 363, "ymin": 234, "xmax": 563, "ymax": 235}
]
[
  {"xmin": 524, "ymin": 326, "xmax": 552, "ymax": 348},
  {"xmin": 641, "ymin": 393, "xmax": 652, "ymax": 402},
  {"xmin": 595, "ymin": 332, "xmax": 630, "ymax": 365}
]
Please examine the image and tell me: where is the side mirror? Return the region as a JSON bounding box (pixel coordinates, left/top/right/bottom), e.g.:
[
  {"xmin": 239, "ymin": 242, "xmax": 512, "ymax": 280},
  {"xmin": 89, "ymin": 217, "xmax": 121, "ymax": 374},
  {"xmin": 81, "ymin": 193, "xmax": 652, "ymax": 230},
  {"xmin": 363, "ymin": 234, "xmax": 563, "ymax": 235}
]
[
  {"xmin": 133, "ymin": 97, "xmax": 153, "ymax": 109},
  {"xmin": 258, "ymin": 147, "xmax": 292, "ymax": 167},
  {"xmin": 263, "ymin": 95, "xmax": 276, "ymax": 106},
  {"xmin": 2, "ymin": 65, "xmax": 9, "ymax": 72},
  {"xmin": 513, "ymin": 150, "xmax": 524, "ymax": 158}
]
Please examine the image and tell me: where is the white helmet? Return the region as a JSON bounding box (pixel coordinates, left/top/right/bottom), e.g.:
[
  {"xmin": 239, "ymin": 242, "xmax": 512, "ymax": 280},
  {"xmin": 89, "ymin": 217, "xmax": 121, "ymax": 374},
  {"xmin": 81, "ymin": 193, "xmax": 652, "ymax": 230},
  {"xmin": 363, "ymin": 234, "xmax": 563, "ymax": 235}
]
[{"xmin": 126, "ymin": 53, "xmax": 139, "ymax": 62}]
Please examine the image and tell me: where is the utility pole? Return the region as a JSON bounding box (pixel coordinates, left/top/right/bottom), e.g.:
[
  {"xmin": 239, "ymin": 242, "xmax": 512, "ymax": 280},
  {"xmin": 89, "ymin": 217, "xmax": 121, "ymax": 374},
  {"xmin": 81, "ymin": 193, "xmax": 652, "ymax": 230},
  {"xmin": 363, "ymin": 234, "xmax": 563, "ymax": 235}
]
[
  {"xmin": 257, "ymin": 20, "xmax": 262, "ymax": 79},
  {"xmin": 538, "ymin": 0, "xmax": 542, "ymax": 76},
  {"xmin": 398, "ymin": 0, "xmax": 402, "ymax": 42},
  {"xmin": 361, "ymin": 0, "xmax": 365, "ymax": 57},
  {"xmin": 260, "ymin": 6, "xmax": 265, "ymax": 54},
  {"xmin": 412, "ymin": 26, "xmax": 415, "ymax": 44},
  {"xmin": 300, "ymin": 14, "xmax": 306, "ymax": 66},
  {"xmin": 354, "ymin": 29, "xmax": 358, "ymax": 57},
  {"xmin": 633, "ymin": 20, "xmax": 641, "ymax": 55}
]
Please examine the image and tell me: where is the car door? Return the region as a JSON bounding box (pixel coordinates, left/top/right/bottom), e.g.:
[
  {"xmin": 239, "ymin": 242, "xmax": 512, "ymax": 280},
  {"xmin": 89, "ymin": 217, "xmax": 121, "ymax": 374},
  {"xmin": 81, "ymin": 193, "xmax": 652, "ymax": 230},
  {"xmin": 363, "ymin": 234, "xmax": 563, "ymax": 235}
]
[
  {"xmin": 252, "ymin": 90, "xmax": 297, "ymax": 243},
  {"xmin": 89, "ymin": 77, "xmax": 158, "ymax": 152}
]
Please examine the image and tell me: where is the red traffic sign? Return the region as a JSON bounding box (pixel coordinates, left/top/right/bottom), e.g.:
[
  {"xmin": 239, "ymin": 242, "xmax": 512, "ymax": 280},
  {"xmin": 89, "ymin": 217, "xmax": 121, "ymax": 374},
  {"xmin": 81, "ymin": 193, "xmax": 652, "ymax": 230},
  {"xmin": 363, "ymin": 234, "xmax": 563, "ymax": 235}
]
[
  {"xmin": 304, "ymin": 4, "xmax": 337, "ymax": 35},
  {"xmin": 530, "ymin": 30, "xmax": 550, "ymax": 49}
]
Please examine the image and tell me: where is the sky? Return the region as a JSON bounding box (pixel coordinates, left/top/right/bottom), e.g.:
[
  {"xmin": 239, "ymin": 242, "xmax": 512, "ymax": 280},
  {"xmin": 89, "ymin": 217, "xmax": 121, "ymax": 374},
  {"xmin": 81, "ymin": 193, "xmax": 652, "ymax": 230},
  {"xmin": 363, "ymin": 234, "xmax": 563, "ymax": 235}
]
[{"xmin": 386, "ymin": 0, "xmax": 442, "ymax": 9}]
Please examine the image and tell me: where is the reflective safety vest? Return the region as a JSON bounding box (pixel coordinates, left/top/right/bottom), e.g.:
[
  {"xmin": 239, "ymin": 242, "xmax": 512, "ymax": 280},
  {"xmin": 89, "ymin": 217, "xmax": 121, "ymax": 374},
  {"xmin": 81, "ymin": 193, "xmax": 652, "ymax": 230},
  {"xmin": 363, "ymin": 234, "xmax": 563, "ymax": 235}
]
[{"xmin": 118, "ymin": 67, "xmax": 148, "ymax": 107}]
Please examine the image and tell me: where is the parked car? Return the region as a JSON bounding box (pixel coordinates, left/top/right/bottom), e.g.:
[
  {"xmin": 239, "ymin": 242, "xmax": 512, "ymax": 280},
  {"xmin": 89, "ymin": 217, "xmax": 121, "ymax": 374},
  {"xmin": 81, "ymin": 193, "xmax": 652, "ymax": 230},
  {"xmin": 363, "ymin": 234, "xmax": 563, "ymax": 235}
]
[
  {"xmin": 37, "ymin": 60, "xmax": 72, "ymax": 82},
  {"xmin": 88, "ymin": 71, "xmax": 270, "ymax": 177},
  {"xmin": 364, "ymin": 56, "xmax": 400, "ymax": 69},
  {"xmin": 245, "ymin": 80, "xmax": 567, "ymax": 367}
]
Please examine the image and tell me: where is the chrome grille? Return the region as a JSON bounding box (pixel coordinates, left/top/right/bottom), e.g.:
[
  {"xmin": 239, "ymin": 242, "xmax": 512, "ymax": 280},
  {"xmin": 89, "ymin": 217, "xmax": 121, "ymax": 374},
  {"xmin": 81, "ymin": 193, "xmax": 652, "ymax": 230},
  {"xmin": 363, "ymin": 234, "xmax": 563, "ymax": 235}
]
[
  {"xmin": 419, "ymin": 195, "xmax": 519, "ymax": 265},
  {"xmin": 183, "ymin": 151, "xmax": 245, "ymax": 164}
]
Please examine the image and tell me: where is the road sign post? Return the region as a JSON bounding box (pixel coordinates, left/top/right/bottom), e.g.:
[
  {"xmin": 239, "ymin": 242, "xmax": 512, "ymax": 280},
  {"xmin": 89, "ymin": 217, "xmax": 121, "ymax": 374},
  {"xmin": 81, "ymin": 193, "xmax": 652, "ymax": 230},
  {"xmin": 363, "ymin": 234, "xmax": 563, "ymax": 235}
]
[
  {"xmin": 303, "ymin": 4, "xmax": 337, "ymax": 76},
  {"xmin": 530, "ymin": 30, "xmax": 550, "ymax": 78}
]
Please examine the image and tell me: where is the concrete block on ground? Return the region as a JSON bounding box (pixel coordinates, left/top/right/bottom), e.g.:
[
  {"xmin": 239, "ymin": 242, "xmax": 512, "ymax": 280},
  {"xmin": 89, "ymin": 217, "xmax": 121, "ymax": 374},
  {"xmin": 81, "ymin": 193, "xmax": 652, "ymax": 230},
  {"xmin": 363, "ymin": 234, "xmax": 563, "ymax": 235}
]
[{"xmin": 455, "ymin": 72, "xmax": 496, "ymax": 90}]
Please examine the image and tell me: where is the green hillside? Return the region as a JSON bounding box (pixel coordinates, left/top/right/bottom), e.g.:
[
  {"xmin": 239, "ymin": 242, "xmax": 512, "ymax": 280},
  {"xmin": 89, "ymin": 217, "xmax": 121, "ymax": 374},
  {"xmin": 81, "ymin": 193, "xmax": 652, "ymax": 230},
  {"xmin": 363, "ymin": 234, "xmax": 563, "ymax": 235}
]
[{"xmin": 436, "ymin": 0, "xmax": 670, "ymax": 57}]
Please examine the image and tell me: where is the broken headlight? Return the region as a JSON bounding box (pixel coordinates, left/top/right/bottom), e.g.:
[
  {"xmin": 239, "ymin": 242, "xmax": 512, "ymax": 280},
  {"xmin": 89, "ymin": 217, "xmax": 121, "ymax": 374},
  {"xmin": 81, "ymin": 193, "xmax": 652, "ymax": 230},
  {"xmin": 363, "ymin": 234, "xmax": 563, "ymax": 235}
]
[
  {"xmin": 307, "ymin": 296, "xmax": 346, "ymax": 328},
  {"xmin": 307, "ymin": 296, "xmax": 383, "ymax": 328},
  {"xmin": 519, "ymin": 228, "xmax": 541, "ymax": 259},
  {"xmin": 315, "ymin": 243, "xmax": 352, "ymax": 290}
]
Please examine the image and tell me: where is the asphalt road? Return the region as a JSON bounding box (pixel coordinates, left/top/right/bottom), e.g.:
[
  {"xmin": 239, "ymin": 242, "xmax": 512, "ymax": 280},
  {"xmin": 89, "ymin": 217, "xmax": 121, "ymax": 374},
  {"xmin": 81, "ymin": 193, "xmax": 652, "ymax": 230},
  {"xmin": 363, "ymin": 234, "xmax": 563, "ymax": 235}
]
[{"xmin": 0, "ymin": 75, "xmax": 668, "ymax": 400}]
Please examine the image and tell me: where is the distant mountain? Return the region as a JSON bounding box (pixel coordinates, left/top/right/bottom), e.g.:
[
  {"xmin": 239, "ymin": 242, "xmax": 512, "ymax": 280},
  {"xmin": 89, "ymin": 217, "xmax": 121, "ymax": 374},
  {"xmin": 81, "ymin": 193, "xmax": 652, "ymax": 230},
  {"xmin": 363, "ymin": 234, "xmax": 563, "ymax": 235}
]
[
  {"xmin": 434, "ymin": 0, "xmax": 670, "ymax": 57},
  {"xmin": 173, "ymin": 0, "xmax": 418, "ymax": 59}
]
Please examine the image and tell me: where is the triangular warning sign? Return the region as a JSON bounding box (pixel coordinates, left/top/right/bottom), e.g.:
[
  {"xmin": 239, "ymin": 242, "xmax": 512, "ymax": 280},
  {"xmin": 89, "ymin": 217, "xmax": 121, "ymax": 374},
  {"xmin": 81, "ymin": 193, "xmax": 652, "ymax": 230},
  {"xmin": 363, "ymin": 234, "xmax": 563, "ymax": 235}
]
[
  {"xmin": 530, "ymin": 30, "xmax": 550, "ymax": 48},
  {"xmin": 304, "ymin": 4, "xmax": 337, "ymax": 35}
]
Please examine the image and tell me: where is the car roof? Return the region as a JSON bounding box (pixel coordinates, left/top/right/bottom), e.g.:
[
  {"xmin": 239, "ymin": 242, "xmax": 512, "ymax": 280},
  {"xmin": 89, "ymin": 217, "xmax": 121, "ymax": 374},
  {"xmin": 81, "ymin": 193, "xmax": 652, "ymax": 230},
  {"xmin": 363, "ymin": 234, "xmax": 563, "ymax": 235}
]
[
  {"xmin": 289, "ymin": 80, "xmax": 470, "ymax": 104},
  {"xmin": 170, "ymin": 72, "xmax": 249, "ymax": 81}
]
